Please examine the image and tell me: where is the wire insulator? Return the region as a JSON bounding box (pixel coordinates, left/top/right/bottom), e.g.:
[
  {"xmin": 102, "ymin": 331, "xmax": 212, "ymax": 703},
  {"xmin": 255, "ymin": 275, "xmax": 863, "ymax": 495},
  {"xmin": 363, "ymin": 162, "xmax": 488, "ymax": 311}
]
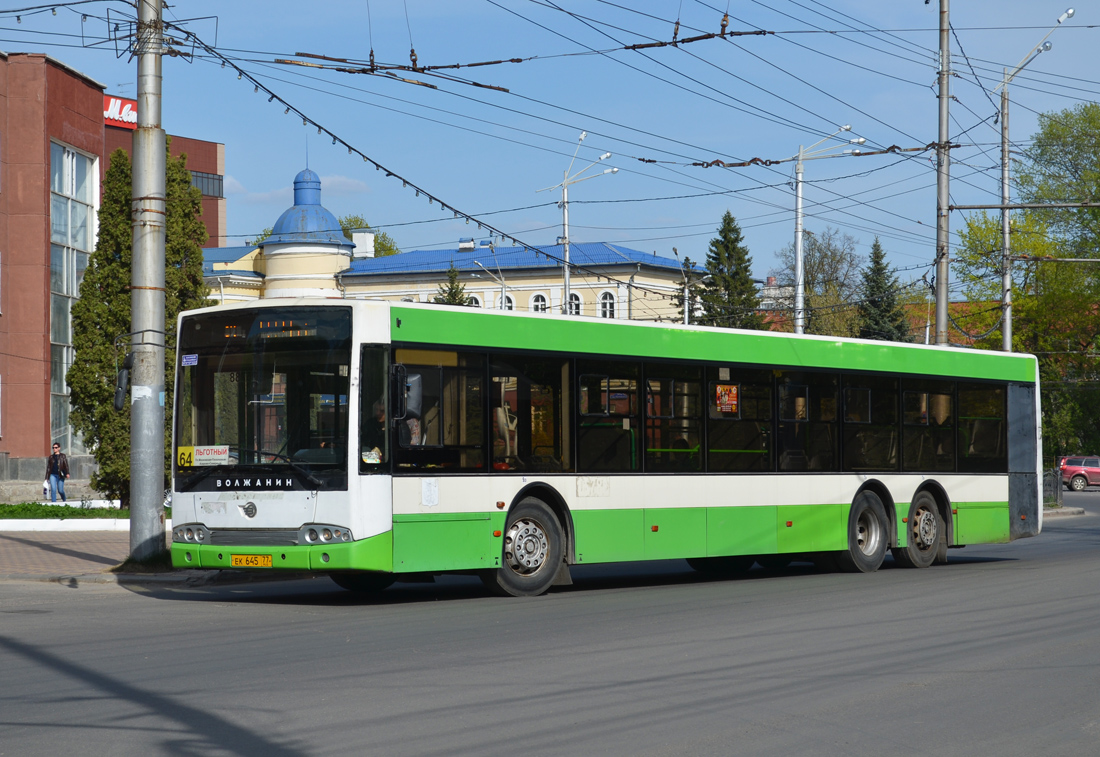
[
  {"xmin": 409, "ymin": 47, "xmax": 418, "ymax": 70},
  {"xmin": 721, "ymin": 14, "xmax": 729, "ymax": 35}
]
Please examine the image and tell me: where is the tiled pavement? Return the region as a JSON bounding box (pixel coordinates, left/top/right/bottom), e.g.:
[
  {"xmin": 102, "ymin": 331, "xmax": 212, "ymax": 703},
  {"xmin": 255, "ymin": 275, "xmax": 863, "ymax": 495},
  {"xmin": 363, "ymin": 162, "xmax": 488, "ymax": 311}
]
[{"xmin": 0, "ymin": 531, "xmax": 160, "ymax": 577}]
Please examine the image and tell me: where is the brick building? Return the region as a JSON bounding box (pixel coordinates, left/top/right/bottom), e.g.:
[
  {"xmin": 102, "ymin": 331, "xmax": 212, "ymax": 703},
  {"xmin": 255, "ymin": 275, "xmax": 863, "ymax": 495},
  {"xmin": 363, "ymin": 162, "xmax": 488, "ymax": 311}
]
[{"xmin": 0, "ymin": 51, "xmax": 225, "ymax": 484}]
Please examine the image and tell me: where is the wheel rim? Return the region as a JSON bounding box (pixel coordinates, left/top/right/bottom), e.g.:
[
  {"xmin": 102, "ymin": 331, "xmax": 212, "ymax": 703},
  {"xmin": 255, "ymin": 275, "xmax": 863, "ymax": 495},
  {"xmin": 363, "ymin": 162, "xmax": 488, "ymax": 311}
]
[
  {"xmin": 504, "ymin": 517, "xmax": 549, "ymax": 576},
  {"xmin": 856, "ymin": 508, "xmax": 883, "ymax": 557},
  {"xmin": 912, "ymin": 507, "xmax": 938, "ymax": 551},
  {"xmin": 1074, "ymin": 477, "xmax": 1087, "ymax": 491}
]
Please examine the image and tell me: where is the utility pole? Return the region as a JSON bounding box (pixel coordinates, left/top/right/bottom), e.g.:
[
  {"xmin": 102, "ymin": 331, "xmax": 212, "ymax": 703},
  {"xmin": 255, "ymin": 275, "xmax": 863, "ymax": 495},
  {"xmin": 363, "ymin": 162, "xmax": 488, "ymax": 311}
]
[
  {"xmin": 130, "ymin": 0, "xmax": 167, "ymax": 560},
  {"xmin": 1000, "ymin": 75, "xmax": 1012, "ymax": 351},
  {"xmin": 934, "ymin": 0, "xmax": 951, "ymax": 345}
]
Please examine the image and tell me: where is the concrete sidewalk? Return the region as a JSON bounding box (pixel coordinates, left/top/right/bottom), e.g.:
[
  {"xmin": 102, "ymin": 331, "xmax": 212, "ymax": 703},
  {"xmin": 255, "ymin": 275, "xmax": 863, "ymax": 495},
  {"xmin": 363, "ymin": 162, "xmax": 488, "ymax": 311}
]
[{"xmin": 0, "ymin": 530, "xmax": 315, "ymax": 587}]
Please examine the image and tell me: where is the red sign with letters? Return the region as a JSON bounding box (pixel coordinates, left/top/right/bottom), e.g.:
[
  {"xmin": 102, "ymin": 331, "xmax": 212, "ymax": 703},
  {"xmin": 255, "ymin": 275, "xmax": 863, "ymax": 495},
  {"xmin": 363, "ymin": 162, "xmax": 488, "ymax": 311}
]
[{"xmin": 103, "ymin": 95, "xmax": 138, "ymax": 129}]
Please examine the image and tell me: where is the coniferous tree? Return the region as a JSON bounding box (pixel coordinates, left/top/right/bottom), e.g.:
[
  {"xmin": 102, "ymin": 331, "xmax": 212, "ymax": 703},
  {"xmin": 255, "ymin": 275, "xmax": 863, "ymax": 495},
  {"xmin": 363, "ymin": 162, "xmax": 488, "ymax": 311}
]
[
  {"xmin": 857, "ymin": 238, "xmax": 912, "ymax": 341},
  {"xmin": 698, "ymin": 212, "xmax": 764, "ymax": 329},
  {"xmin": 68, "ymin": 145, "xmax": 210, "ymax": 506},
  {"xmin": 433, "ymin": 264, "xmax": 474, "ymax": 306}
]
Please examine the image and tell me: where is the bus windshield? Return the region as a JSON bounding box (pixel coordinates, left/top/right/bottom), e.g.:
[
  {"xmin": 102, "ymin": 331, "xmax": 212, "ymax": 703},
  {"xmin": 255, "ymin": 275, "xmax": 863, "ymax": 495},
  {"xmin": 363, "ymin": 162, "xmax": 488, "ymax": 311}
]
[{"xmin": 175, "ymin": 306, "xmax": 353, "ymax": 490}]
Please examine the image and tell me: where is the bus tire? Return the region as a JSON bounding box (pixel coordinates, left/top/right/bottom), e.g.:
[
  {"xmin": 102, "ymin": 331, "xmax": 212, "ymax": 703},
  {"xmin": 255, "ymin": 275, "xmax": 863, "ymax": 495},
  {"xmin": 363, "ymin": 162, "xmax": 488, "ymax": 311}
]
[
  {"xmin": 687, "ymin": 556, "xmax": 754, "ymax": 576},
  {"xmin": 330, "ymin": 571, "xmax": 394, "ymax": 594},
  {"xmin": 891, "ymin": 492, "xmax": 943, "ymax": 569},
  {"xmin": 482, "ymin": 497, "xmax": 565, "ymax": 597},
  {"xmin": 835, "ymin": 491, "xmax": 888, "ymax": 573}
]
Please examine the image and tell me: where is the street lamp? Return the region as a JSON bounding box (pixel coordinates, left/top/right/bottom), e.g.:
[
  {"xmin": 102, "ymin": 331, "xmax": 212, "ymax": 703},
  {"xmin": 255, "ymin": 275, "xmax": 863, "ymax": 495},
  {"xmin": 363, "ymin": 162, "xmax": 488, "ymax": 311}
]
[
  {"xmin": 538, "ymin": 131, "xmax": 619, "ymax": 314},
  {"xmin": 789, "ymin": 125, "xmax": 865, "ymax": 334},
  {"xmin": 993, "ymin": 7, "xmax": 1074, "ymax": 352},
  {"xmin": 473, "ymin": 260, "xmax": 508, "ymax": 310}
]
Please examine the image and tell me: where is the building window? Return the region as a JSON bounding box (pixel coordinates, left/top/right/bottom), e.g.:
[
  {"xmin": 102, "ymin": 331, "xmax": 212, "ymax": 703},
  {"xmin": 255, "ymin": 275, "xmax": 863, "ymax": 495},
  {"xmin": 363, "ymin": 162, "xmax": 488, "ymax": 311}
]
[
  {"xmin": 532, "ymin": 294, "xmax": 548, "ymax": 313},
  {"xmin": 189, "ymin": 170, "xmax": 224, "ymax": 198},
  {"xmin": 50, "ymin": 142, "xmax": 97, "ymax": 454},
  {"xmin": 469, "ymin": 295, "xmax": 481, "ymax": 308},
  {"xmin": 568, "ymin": 292, "xmax": 581, "ymax": 316},
  {"xmin": 502, "ymin": 295, "xmax": 514, "ymax": 311},
  {"xmin": 599, "ymin": 291, "xmax": 616, "ymax": 319}
]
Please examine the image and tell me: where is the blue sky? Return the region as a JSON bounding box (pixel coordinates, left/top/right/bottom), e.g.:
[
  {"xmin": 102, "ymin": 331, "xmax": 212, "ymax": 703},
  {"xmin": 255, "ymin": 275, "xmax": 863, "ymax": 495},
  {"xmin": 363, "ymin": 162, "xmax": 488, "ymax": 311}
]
[{"xmin": 2, "ymin": 1, "xmax": 1094, "ymax": 292}]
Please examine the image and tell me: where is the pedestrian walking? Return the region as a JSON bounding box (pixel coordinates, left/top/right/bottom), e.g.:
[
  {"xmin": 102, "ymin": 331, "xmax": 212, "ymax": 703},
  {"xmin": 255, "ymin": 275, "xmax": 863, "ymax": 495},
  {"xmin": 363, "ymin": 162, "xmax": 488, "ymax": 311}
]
[{"xmin": 45, "ymin": 442, "xmax": 70, "ymax": 503}]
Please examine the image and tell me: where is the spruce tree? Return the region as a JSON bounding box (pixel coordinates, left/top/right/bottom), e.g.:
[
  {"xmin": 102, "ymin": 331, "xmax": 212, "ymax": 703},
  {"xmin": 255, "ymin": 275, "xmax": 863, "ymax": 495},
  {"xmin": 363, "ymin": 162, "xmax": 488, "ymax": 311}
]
[
  {"xmin": 433, "ymin": 264, "xmax": 474, "ymax": 306},
  {"xmin": 68, "ymin": 145, "xmax": 210, "ymax": 506},
  {"xmin": 698, "ymin": 212, "xmax": 764, "ymax": 329},
  {"xmin": 857, "ymin": 237, "xmax": 911, "ymax": 341}
]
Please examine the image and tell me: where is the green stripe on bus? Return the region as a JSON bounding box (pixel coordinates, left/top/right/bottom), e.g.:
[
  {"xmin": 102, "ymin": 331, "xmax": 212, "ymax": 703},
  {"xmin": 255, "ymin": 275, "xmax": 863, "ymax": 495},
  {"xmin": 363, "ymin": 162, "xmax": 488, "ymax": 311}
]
[
  {"xmin": 170, "ymin": 531, "xmax": 394, "ymax": 572},
  {"xmin": 392, "ymin": 306, "xmax": 1036, "ymax": 383}
]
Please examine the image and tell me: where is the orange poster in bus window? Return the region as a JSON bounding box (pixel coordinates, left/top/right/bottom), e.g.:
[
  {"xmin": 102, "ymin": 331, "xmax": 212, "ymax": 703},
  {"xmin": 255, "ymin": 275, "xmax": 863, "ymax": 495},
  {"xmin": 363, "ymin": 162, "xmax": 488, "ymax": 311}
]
[{"xmin": 716, "ymin": 384, "xmax": 739, "ymax": 413}]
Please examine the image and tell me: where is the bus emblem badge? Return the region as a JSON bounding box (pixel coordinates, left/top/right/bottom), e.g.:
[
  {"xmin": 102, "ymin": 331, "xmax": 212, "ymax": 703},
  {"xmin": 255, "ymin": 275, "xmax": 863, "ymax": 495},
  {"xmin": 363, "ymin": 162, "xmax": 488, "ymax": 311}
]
[{"xmin": 241, "ymin": 502, "xmax": 257, "ymax": 519}]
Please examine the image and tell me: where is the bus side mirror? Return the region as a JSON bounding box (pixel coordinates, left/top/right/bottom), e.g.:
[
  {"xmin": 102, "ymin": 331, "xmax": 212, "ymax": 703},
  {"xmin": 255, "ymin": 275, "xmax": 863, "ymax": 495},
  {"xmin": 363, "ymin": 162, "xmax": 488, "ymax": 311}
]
[
  {"xmin": 391, "ymin": 364, "xmax": 408, "ymax": 420},
  {"xmin": 113, "ymin": 352, "xmax": 134, "ymax": 411}
]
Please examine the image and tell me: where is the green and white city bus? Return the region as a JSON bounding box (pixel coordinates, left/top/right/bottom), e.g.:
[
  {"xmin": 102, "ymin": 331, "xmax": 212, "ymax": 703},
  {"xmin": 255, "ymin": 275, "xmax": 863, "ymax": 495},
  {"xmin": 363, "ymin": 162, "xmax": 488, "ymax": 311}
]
[{"xmin": 170, "ymin": 298, "xmax": 1041, "ymax": 596}]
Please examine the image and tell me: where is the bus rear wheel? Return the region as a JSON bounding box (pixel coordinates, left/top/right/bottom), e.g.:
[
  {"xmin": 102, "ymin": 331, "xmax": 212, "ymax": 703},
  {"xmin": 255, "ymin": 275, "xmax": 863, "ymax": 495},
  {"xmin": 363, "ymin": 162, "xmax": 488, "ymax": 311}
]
[
  {"xmin": 482, "ymin": 498, "xmax": 565, "ymax": 597},
  {"xmin": 835, "ymin": 491, "xmax": 888, "ymax": 573},
  {"xmin": 330, "ymin": 571, "xmax": 395, "ymax": 594},
  {"xmin": 891, "ymin": 492, "xmax": 943, "ymax": 569}
]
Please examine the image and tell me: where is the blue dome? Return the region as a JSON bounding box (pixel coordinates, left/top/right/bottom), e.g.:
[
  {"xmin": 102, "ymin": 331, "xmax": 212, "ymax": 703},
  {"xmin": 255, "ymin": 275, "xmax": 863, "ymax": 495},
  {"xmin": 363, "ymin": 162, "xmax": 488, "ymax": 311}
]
[{"xmin": 263, "ymin": 169, "xmax": 349, "ymax": 246}]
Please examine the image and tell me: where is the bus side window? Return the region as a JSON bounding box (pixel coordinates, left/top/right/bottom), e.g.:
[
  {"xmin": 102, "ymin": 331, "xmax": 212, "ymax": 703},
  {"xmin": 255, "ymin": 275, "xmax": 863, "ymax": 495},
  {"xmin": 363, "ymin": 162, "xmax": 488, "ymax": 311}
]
[
  {"xmin": 958, "ymin": 383, "xmax": 1006, "ymax": 473},
  {"xmin": 644, "ymin": 366, "xmax": 702, "ymax": 473},
  {"xmin": 391, "ymin": 351, "xmax": 486, "ymax": 471},
  {"xmin": 842, "ymin": 377, "xmax": 899, "ymax": 472},
  {"xmin": 490, "ymin": 357, "xmax": 571, "ymax": 473},
  {"xmin": 902, "ymin": 380, "xmax": 955, "ymax": 472},
  {"xmin": 777, "ymin": 372, "xmax": 838, "ymax": 472},
  {"xmin": 577, "ymin": 360, "xmax": 640, "ymax": 472},
  {"xmin": 707, "ymin": 367, "xmax": 772, "ymax": 472},
  {"xmin": 359, "ymin": 345, "xmax": 389, "ymax": 471}
]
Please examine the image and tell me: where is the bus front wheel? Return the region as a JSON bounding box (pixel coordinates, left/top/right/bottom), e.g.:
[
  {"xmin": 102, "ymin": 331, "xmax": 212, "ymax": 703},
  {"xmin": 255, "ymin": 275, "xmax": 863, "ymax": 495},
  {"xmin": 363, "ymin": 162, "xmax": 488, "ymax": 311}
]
[
  {"xmin": 482, "ymin": 497, "xmax": 565, "ymax": 597},
  {"xmin": 891, "ymin": 492, "xmax": 943, "ymax": 569},
  {"xmin": 835, "ymin": 491, "xmax": 888, "ymax": 573}
]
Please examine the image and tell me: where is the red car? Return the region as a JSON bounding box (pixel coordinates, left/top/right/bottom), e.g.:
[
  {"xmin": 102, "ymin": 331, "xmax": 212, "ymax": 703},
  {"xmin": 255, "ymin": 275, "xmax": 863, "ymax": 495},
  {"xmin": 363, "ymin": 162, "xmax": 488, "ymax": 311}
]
[{"xmin": 1061, "ymin": 456, "xmax": 1100, "ymax": 491}]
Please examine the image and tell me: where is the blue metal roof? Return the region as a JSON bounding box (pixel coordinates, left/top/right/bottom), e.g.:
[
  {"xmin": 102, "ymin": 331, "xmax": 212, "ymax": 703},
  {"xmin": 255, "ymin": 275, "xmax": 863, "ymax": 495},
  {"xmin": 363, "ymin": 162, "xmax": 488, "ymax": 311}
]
[
  {"xmin": 343, "ymin": 242, "xmax": 683, "ymax": 277},
  {"xmin": 263, "ymin": 168, "xmax": 348, "ymax": 247}
]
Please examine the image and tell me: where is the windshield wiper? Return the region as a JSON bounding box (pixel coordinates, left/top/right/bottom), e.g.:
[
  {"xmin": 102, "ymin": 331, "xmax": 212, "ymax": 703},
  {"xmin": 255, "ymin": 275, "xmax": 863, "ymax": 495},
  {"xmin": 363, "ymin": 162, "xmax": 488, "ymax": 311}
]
[{"xmin": 252, "ymin": 449, "xmax": 324, "ymax": 489}]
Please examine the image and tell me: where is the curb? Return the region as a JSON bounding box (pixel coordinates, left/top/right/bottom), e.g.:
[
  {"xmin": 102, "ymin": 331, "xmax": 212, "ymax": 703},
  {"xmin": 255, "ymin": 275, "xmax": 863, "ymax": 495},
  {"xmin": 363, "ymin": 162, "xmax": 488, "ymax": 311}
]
[
  {"xmin": 1043, "ymin": 507, "xmax": 1086, "ymax": 518},
  {"xmin": 0, "ymin": 519, "xmax": 172, "ymax": 532},
  {"xmin": 0, "ymin": 568, "xmax": 316, "ymax": 588}
]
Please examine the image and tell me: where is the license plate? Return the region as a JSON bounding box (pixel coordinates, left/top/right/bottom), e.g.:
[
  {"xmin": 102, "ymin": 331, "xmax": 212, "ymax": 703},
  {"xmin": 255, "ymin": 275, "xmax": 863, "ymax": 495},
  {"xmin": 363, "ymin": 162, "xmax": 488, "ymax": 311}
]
[{"xmin": 231, "ymin": 554, "xmax": 272, "ymax": 568}]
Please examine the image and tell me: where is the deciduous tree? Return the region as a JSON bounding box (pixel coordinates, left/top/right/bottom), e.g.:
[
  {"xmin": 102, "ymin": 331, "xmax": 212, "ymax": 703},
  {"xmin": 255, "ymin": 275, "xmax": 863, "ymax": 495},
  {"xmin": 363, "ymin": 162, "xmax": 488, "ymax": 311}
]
[{"xmin": 68, "ymin": 146, "xmax": 210, "ymax": 506}]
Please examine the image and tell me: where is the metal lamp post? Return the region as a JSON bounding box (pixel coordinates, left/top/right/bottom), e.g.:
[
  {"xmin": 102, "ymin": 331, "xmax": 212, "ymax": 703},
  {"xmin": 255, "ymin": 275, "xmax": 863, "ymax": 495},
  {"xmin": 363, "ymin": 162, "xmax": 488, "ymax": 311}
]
[
  {"xmin": 474, "ymin": 260, "xmax": 508, "ymax": 310},
  {"xmin": 790, "ymin": 126, "xmax": 865, "ymax": 334},
  {"xmin": 993, "ymin": 7, "xmax": 1074, "ymax": 352},
  {"xmin": 538, "ymin": 132, "xmax": 618, "ymax": 314}
]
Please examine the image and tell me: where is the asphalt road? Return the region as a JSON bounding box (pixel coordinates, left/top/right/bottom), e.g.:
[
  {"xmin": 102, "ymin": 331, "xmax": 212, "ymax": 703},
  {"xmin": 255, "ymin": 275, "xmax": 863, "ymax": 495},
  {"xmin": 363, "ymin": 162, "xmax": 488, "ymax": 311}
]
[{"xmin": 2, "ymin": 495, "xmax": 1099, "ymax": 757}]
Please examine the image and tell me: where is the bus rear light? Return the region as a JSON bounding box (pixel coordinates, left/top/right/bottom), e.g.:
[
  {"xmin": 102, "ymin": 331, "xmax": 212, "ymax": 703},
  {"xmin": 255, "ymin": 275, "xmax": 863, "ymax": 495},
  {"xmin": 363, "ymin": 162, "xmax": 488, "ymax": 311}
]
[{"xmin": 297, "ymin": 524, "xmax": 354, "ymax": 545}]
